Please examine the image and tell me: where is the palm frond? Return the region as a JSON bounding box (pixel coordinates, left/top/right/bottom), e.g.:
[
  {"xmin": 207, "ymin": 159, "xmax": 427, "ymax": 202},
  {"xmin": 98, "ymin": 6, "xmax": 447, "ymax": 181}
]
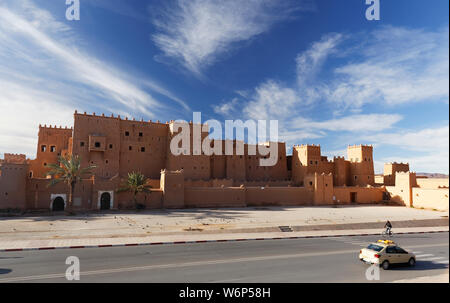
[
  {"xmin": 47, "ymin": 154, "xmax": 95, "ymax": 189},
  {"xmin": 116, "ymin": 172, "xmax": 152, "ymax": 195}
]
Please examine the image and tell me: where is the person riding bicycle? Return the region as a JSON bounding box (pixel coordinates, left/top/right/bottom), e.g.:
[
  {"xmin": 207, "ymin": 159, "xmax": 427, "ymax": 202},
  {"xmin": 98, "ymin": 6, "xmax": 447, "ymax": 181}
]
[{"xmin": 384, "ymin": 220, "xmax": 392, "ymax": 235}]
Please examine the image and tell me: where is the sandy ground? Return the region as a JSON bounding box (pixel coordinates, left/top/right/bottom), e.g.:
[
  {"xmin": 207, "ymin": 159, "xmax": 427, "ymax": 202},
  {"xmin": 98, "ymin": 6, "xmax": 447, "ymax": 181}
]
[{"xmin": 0, "ymin": 205, "xmax": 447, "ymax": 242}]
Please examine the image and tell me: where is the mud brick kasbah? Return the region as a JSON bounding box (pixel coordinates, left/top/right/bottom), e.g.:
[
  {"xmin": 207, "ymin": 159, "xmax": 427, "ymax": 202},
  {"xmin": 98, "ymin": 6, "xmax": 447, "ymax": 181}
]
[{"xmin": 0, "ymin": 111, "xmax": 448, "ymax": 211}]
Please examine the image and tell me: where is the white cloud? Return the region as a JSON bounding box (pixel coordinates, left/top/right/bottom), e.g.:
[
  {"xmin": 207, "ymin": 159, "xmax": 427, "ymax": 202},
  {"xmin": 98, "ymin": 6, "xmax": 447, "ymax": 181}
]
[
  {"xmin": 213, "ymin": 97, "xmax": 240, "ymax": 116},
  {"xmin": 152, "ymin": 0, "xmax": 306, "ymax": 76},
  {"xmin": 0, "ymin": 0, "xmax": 188, "ymax": 158},
  {"xmin": 0, "ymin": 80, "xmax": 74, "ymax": 158},
  {"xmin": 243, "ymin": 80, "xmax": 300, "ymax": 121},
  {"xmin": 292, "ymin": 114, "xmax": 403, "ymax": 132},
  {"xmin": 380, "ymin": 152, "xmax": 449, "ymax": 175},
  {"xmin": 365, "ymin": 126, "xmax": 449, "ymax": 174},
  {"xmin": 324, "ymin": 26, "xmax": 449, "ymax": 109},
  {"xmin": 296, "ymin": 33, "xmax": 343, "ymax": 86},
  {"xmin": 217, "ymin": 26, "xmax": 448, "ymax": 120},
  {"xmin": 211, "ymin": 26, "xmax": 448, "ymax": 173},
  {"xmin": 213, "ymin": 33, "xmax": 344, "ymax": 121},
  {"xmin": 367, "ymin": 126, "xmax": 449, "ymax": 154}
]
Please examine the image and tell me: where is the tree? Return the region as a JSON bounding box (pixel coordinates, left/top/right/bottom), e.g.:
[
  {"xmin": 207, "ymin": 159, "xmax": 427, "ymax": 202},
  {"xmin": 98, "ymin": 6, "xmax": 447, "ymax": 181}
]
[
  {"xmin": 47, "ymin": 155, "xmax": 96, "ymax": 214},
  {"xmin": 116, "ymin": 172, "xmax": 152, "ymax": 209}
]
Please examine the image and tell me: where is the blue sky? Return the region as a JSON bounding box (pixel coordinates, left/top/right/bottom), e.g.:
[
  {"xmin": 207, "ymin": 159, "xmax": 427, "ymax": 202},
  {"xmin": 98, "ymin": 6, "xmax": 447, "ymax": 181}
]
[{"xmin": 0, "ymin": 0, "xmax": 448, "ymax": 173}]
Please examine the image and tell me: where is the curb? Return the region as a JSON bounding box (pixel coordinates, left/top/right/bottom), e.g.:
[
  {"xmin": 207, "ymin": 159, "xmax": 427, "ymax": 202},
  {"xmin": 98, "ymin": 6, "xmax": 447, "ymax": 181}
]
[{"xmin": 1, "ymin": 230, "xmax": 448, "ymax": 253}]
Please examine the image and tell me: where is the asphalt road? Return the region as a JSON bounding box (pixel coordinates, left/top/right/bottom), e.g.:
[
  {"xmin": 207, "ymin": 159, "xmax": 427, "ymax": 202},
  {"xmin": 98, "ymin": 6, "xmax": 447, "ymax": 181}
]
[{"xmin": 0, "ymin": 232, "xmax": 448, "ymax": 283}]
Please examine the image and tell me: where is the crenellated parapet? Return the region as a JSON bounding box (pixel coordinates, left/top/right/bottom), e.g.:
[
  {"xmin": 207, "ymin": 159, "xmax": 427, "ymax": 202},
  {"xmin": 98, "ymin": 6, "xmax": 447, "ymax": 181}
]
[
  {"xmin": 294, "ymin": 144, "xmax": 321, "ymax": 149},
  {"xmin": 2, "ymin": 153, "xmax": 27, "ymax": 164},
  {"xmin": 39, "ymin": 124, "xmax": 73, "ymax": 130},
  {"xmin": 348, "ymin": 144, "xmax": 373, "ymax": 149},
  {"xmin": 74, "ymin": 110, "xmax": 168, "ymax": 126}
]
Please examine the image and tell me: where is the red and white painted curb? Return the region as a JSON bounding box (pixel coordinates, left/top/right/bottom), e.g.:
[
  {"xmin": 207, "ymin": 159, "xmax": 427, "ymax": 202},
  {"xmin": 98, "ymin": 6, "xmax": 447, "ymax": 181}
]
[{"xmin": 0, "ymin": 230, "xmax": 447, "ymax": 252}]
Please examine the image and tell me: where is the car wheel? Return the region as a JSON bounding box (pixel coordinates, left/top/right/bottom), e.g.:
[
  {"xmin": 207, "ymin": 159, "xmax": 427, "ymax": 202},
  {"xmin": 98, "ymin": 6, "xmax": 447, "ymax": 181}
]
[
  {"xmin": 381, "ymin": 260, "xmax": 390, "ymax": 270},
  {"xmin": 408, "ymin": 258, "xmax": 416, "ymax": 267}
]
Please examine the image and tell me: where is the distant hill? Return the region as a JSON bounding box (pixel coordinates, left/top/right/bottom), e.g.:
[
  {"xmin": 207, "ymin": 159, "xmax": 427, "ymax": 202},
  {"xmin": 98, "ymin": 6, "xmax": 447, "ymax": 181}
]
[{"xmin": 416, "ymin": 173, "xmax": 449, "ymax": 178}]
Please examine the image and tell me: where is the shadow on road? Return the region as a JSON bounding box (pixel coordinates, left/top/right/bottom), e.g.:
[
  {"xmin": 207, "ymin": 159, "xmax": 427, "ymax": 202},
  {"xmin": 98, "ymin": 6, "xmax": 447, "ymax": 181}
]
[
  {"xmin": 388, "ymin": 261, "xmax": 448, "ymax": 271},
  {"xmin": 0, "ymin": 268, "xmax": 12, "ymax": 275}
]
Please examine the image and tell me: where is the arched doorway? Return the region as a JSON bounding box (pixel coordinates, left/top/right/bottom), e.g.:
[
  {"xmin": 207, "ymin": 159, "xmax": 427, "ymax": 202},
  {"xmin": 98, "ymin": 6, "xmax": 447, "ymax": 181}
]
[
  {"xmin": 100, "ymin": 192, "xmax": 111, "ymax": 210},
  {"xmin": 52, "ymin": 197, "xmax": 65, "ymax": 211}
]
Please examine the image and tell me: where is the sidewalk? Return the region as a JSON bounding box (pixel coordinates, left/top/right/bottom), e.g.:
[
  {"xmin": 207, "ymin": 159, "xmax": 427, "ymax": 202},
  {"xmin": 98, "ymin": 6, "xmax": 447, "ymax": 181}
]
[
  {"xmin": 0, "ymin": 226, "xmax": 448, "ymax": 251},
  {"xmin": 0, "ymin": 205, "xmax": 448, "ymax": 251}
]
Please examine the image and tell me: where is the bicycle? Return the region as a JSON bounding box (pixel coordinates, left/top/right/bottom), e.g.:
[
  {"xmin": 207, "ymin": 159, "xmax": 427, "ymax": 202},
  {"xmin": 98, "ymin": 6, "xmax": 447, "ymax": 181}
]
[{"xmin": 381, "ymin": 229, "xmax": 393, "ymax": 237}]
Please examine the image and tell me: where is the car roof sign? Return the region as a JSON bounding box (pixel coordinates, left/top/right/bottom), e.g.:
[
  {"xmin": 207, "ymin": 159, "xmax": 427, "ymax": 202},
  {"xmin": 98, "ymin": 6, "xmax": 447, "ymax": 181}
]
[{"xmin": 377, "ymin": 239, "xmax": 395, "ymax": 245}]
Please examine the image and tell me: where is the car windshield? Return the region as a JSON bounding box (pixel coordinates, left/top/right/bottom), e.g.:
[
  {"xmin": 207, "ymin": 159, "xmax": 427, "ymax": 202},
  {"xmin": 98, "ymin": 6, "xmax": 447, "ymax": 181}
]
[{"xmin": 367, "ymin": 244, "xmax": 384, "ymax": 252}]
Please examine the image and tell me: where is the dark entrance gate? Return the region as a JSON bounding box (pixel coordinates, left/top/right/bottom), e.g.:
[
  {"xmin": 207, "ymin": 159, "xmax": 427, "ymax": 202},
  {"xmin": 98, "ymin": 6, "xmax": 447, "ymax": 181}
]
[
  {"xmin": 100, "ymin": 192, "xmax": 111, "ymax": 210},
  {"xmin": 52, "ymin": 197, "xmax": 65, "ymax": 211},
  {"xmin": 350, "ymin": 192, "xmax": 357, "ymax": 204}
]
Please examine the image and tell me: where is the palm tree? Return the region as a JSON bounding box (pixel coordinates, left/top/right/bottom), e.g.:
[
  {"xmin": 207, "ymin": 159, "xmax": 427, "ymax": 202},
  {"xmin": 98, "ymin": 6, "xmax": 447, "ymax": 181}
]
[
  {"xmin": 116, "ymin": 172, "xmax": 152, "ymax": 209},
  {"xmin": 46, "ymin": 155, "xmax": 96, "ymax": 214}
]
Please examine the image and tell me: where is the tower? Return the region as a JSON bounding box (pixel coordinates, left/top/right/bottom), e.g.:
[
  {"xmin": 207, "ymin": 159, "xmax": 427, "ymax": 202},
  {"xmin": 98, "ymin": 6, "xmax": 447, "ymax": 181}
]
[
  {"xmin": 291, "ymin": 144, "xmax": 322, "ymax": 185},
  {"xmin": 347, "ymin": 145, "xmax": 374, "ymax": 186},
  {"xmin": 383, "ymin": 162, "xmax": 409, "ymax": 186}
]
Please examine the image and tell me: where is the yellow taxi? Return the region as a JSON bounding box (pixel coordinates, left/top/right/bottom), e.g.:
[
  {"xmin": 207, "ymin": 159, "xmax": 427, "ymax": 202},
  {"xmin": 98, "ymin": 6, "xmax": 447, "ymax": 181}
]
[{"xmin": 359, "ymin": 240, "xmax": 416, "ymax": 270}]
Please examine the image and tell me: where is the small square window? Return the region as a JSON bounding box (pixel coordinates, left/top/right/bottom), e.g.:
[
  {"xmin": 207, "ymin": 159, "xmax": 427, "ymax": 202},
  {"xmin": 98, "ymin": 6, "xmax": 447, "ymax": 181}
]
[
  {"xmin": 80, "ymin": 142, "xmax": 85, "ymax": 147},
  {"xmin": 129, "ymin": 146, "xmax": 132, "ymax": 151},
  {"xmin": 41, "ymin": 145, "xmax": 47, "ymax": 152},
  {"xmin": 139, "ymin": 132, "xmax": 143, "ymax": 137},
  {"xmin": 109, "ymin": 144, "xmax": 113, "ymax": 149},
  {"xmin": 125, "ymin": 131, "xmax": 130, "ymax": 136},
  {"xmin": 141, "ymin": 147, "xmax": 145, "ymax": 152},
  {"xmin": 50, "ymin": 146, "xmax": 56, "ymax": 152},
  {"xmin": 95, "ymin": 142, "xmax": 101, "ymax": 148}
]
